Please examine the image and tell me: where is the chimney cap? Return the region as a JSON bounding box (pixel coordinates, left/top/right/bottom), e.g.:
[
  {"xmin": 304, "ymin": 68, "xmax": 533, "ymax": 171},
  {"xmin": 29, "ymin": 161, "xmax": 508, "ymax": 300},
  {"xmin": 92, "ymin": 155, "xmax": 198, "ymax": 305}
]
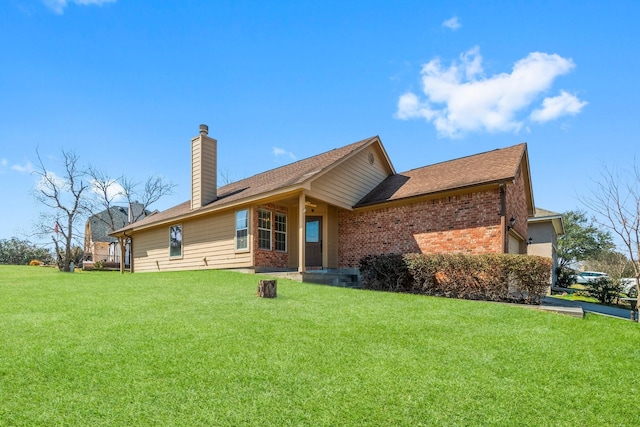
[{"xmin": 199, "ymin": 124, "xmax": 209, "ymax": 135}]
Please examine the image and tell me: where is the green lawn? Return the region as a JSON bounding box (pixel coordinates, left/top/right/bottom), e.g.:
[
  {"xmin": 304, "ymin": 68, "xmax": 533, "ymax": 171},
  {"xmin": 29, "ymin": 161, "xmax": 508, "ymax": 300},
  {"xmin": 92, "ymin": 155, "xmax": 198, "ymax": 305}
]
[{"xmin": 1, "ymin": 265, "xmax": 639, "ymax": 426}]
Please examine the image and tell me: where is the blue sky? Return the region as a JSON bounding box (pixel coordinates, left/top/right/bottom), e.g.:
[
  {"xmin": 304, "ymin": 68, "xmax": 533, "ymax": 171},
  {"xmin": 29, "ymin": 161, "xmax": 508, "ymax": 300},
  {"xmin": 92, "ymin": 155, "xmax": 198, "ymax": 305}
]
[{"xmin": 1, "ymin": 0, "xmax": 639, "ymax": 244}]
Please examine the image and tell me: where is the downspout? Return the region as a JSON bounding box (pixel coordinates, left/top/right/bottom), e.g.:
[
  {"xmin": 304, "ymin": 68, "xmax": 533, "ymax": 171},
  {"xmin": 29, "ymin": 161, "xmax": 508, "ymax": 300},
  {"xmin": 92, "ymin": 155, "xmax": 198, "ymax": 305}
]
[
  {"xmin": 500, "ymin": 182, "xmax": 507, "ymax": 253},
  {"xmin": 127, "ymin": 231, "xmax": 133, "ymax": 274}
]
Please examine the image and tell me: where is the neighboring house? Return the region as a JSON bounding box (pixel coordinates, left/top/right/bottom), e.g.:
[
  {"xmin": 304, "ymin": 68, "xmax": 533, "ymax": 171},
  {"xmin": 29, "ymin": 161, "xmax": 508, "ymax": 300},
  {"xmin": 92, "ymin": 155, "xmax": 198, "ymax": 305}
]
[
  {"xmin": 111, "ymin": 125, "xmax": 535, "ymax": 274},
  {"xmin": 84, "ymin": 203, "xmax": 148, "ymax": 267},
  {"xmin": 527, "ymin": 208, "xmax": 565, "ymax": 286}
]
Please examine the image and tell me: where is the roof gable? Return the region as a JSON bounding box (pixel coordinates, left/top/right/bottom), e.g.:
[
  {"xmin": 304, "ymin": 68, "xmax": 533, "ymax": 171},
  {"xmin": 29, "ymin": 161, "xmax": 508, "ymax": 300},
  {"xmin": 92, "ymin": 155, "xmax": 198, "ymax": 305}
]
[
  {"xmin": 529, "ymin": 207, "xmax": 565, "ymax": 235},
  {"xmin": 355, "ymin": 143, "xmax": 528, "ymax": 207}
]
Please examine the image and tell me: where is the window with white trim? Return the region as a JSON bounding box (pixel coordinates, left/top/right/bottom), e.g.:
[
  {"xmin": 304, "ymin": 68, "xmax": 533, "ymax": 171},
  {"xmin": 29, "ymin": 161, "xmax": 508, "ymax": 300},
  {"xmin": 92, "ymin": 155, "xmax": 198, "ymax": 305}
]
[
  {"xmin": 236, "ymin": 210, "xmax": 248, "ymax": 251},
  {"xmin": 275, "ymin": 213, "xmax": 287, "ymax": 252},
  {"xmin": 258, "ymin": 210, "xmax": 272, "ymax": 250},
  {"xmin": 169, "ymin": 224, "xmax": 182, "ymax": 257}
]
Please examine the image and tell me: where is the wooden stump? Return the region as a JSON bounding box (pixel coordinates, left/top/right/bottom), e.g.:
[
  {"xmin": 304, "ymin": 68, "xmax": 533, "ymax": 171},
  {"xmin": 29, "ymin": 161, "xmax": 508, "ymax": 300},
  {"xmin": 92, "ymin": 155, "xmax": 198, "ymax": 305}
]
[{"xmin": 257, "ymin": 279, "xmax": 277, "ymax": 298}]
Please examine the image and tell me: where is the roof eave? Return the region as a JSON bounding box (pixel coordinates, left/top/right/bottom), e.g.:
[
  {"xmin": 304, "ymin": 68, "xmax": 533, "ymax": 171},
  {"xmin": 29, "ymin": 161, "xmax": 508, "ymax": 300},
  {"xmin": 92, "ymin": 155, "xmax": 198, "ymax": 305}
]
[
  {"xmin": 110, "ymin": 184, "xmax": 310, "ymax": 237},
  {"xmin": 353, "ymin": 179, "xmax": 507, "ymax": 209}
]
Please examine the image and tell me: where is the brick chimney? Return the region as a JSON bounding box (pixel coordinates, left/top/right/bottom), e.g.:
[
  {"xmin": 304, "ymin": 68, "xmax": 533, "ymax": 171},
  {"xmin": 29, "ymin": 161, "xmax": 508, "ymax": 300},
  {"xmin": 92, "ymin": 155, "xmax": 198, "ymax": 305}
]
[{"xmin": 191, "ymin": 124, "xmax": 217, "ymax": 210}]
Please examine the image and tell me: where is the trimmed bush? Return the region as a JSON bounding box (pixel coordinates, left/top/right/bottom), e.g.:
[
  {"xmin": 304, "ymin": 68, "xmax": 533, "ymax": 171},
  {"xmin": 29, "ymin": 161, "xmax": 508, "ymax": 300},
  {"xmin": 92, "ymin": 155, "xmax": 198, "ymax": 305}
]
[
  {"xmin": 360, "ymin": 253, "xmax": 553, "ymax": 305},
  {"xmin": 586, "ymin": 277, "xmax": 621, "ymax": 305},
  {"xmin": 555, "ymin": 266, "xmax": 577, "ymax": 288},
  {"xmin": 359, "ymin": 253, "xmax": 412, "ymax": 292}
]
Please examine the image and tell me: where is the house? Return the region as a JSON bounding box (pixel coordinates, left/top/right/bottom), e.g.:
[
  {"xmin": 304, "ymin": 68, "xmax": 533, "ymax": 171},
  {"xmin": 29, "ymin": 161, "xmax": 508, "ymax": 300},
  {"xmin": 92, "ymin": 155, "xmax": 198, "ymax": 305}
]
[
  {"xmin": 111, "ymin": 125, "xmax": 535, "ymax": 276},
  {"xmin": 84, "ymin": 202, "xmax": 148, "ymax": 267},
  {"xmin": 527, "ymin": 208, "xmax": 565, "ymax": 286}
]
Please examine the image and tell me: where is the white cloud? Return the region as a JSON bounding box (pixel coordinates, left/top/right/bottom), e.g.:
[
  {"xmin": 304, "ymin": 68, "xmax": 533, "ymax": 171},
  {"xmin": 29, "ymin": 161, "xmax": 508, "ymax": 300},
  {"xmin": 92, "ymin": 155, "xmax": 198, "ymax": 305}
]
[
  {"xmin": 395, "ymin": 47, "xmax": 586, "ymax": 138},
  {"xmin": 530, "ymin": 90, "xmax": 588, "ymax": 122},
  {"xmin": 273, "ymin": 147, "xmax": 296, "ymax": 160},
  {"xmin": 1, "ymin": 159, "xmax": 7, "ymax": 168},
  {"xmin": 12, "ymin": 161, "xmax": 34, "ymax": 173},
  {"xmin": 36, "ymin": 171, "xmax": 66, "ymax": 192},
  {"xmin": 90, "ymin": 179, "xmax": 126, "ymax": 203},
  {"xmin": 442, "ymin": 17, "xmax": 461, "ymax": 31},
  {"xmin": 43, "ymin": 0, "xmax": 116, "ymax": 14}
]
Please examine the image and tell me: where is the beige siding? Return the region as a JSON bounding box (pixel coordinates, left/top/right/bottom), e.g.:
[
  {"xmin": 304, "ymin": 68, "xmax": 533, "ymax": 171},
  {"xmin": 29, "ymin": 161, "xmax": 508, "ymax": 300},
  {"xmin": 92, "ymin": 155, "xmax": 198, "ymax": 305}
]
[
  {"xmin": 191, "ymin": 140, "xmax": 202, "ymax": 209},
  {"xmin": 288, "ymin": 207, "xmax": 299, "ymax": 269},
  {"xmin": 132, "ymin": 210, "xmax": 252, "ymax": 272},
  {"xmin": 191, "ymin": 135, "xmax": 217, "ymax": 209},
  {"xmin": 200, "ymin": 136, "xmax": 217, "ymax": 205},
  {"xmin": 326, "ymin": 205, "xmax": 339, "ymax": 268},
  {"xmin": 310, "ymin": 145, "xmax": 390, "ymax": 209}
]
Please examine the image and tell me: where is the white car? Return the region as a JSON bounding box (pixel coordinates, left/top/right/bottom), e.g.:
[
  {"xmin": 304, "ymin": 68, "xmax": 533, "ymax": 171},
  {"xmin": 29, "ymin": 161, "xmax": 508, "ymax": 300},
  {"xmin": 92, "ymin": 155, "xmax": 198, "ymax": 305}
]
[
  {"xmin": 620, "ymin": 278, "xmax": 638, "ymax": 295},
  {"xmin": 574, "ymin": 271, "xmax": 609, "ymax": 284}
]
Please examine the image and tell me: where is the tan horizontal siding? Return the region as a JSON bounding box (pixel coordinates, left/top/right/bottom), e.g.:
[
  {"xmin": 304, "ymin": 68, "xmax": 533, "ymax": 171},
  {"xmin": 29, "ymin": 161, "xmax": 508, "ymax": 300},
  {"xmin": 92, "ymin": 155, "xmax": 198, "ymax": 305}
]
[
  {"xmin": 311, "ymin": 146, "xmax": 389, "ymax": 208},
  {"xmin": 132, "ymin": 210, "xmax": 252, "ymax": 272},
  {"xmin": 191, "ymin": 142, "xmax": 202, "ymax": 208}
]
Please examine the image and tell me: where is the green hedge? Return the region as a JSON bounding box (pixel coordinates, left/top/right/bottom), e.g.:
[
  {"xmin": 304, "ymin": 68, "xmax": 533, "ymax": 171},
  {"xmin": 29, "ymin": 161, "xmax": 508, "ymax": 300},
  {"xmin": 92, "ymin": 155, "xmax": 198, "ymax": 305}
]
[{"xmin": 359, "ymin": 253, "xmax": 553, "ymax": 305}]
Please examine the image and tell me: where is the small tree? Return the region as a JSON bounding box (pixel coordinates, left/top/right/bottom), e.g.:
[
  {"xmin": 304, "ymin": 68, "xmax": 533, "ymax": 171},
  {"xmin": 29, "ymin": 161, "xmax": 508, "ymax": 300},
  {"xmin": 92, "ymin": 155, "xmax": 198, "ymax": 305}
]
[
  {"xmin": 86, "ymin": 168, "xmax": 174, "ymax": 273},
  {"xmin": 557, "ymin": 210, "xmax": 614, "ymax": 269},
  {"xmin": 32, "ymin": 149, "xmax": 89, "ymax": 272},
  {"xmin": 584, "ymin": 163, "xmax": 640, "ymax": 318},
  {"xmin": 586, "ymin": 276, "xmax": 622, "ymax": 305}
]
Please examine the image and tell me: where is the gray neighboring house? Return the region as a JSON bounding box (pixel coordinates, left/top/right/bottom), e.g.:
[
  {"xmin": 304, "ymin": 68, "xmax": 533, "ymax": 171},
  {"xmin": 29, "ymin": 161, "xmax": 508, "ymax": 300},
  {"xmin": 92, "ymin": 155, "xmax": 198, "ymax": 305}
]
[
  {"xmin": 527, "ymin": 207, "xmax": 565, "ymax": 287},
  {"xmin": 84, "ymin": 203, "xmax": 149, "ymax": 267}
]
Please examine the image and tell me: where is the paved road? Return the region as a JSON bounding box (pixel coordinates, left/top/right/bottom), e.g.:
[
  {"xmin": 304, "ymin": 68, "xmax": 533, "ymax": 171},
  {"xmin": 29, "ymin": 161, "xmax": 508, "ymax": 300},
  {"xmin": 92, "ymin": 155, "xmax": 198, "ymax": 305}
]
[{"xmin": 542, "ymin": 296, "xmax": 636, "ymax": 320}]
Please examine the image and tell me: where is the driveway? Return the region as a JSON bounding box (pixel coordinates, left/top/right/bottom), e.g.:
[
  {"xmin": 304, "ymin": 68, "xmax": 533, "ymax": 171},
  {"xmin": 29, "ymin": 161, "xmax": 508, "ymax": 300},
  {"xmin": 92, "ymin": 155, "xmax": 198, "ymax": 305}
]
[{"xmin": 542, "ymin": 296, "xmax": 636, "ymax": 320}]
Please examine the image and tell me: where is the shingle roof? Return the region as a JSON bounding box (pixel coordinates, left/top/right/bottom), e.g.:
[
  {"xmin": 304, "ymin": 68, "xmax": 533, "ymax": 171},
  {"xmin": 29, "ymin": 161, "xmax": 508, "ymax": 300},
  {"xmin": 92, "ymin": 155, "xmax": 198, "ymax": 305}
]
[
  {"xmin": 532, "ymin": 207, "xmax": 561, "ymax": 218},
  {"xmin": 89, "ymin": 207, "xmax": 129, "ymax": 242},
  {"xmin": 354, "ymin": 143, "xmax": 527, "ymax": 207},
  {"xmin": 90, "ymin": 204, "xmax": 153, "ymax": 241},
  {"xmin": 113, "ymin": 136, "xmax": 379, "ymax": 233}
]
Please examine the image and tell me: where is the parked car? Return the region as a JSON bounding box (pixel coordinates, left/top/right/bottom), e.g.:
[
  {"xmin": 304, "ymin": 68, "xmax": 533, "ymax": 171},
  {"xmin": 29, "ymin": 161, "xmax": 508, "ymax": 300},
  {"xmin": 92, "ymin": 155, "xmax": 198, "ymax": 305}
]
[
  {"xmin": 574, "ymin": 271, "xmax": 609, "ymax": 284},
  {"xmin": 620, "ymin": 278, "xmax": 638, "ymax": 296}
]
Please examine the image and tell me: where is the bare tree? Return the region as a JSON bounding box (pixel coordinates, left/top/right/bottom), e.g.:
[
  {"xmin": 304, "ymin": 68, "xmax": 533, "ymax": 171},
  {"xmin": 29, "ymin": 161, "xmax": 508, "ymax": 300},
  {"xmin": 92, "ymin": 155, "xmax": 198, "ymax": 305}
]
[
  {"xmin": 584, "ymin": 163, "xmax": 640, "ymax": 317},
  {"xmin": 583, "ymin": 250, "xmax": 635, "ymax": 281},
  {"xmin": 86, "ymin": 169, "xmax": 175, "ymax": 273},
  {"xmin": 120, "ymin": 174, "xmax": 175, "ymax": 222},
  {"xmin": 33, "ymin": 149, "xmax": 89, "ymax": 272}
]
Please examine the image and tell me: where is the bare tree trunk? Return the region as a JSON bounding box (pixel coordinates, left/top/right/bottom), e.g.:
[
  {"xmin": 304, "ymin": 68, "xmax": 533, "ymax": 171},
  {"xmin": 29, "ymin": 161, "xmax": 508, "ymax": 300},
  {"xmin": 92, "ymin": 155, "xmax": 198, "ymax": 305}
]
[{"xmin": 257, "ymin": 280, "xmax": 277, "ymax": 298}]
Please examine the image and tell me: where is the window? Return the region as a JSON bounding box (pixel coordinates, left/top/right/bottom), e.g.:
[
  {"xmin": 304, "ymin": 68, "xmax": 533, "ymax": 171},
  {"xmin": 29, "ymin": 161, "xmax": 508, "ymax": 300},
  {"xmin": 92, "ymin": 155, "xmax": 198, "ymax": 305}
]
[
  {"xmin": 169, "ymin": 225, "xmax": 182, "ymax": 257},
  {"xmin": 258, "ymin": 210, "xmax": 271, "ymax": 250},
  {"xmin": 275, "ymin": 213, "xmax": 287, "ymax": 252},
  {"xmin": 236, "ymin": 210, "xmax": 248, "ymax": 251}
]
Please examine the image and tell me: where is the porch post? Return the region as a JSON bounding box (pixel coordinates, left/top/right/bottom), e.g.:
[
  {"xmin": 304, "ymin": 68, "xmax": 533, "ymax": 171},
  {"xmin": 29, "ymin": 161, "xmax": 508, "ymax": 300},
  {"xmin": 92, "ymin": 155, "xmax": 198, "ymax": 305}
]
[
  {"xmin": 298, "ymin": 192, "xmax": 306, "ymax": 273},
  {"xmin": 119, "ymin": 236, "xmax": 127, "ymax": 274}
]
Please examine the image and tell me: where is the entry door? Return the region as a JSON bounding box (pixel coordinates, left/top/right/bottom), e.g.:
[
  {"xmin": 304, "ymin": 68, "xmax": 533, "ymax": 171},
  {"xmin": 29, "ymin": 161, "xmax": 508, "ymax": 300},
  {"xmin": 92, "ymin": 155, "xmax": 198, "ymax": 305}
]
[{"xmin": 305, "ymin": 216, "xmax": 323, "ymax": 268}]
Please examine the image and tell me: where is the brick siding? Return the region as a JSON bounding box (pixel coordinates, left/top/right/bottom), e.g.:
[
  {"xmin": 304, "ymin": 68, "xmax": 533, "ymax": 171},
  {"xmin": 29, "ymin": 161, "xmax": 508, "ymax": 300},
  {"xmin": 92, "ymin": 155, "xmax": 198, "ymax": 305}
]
[
  {"xmin": 337, "ymin": 189, "xmax": 504, "ymax": 268},
  {"xmin": 253, "ymin": 204, "xmax": 289, "ymax": 269}
]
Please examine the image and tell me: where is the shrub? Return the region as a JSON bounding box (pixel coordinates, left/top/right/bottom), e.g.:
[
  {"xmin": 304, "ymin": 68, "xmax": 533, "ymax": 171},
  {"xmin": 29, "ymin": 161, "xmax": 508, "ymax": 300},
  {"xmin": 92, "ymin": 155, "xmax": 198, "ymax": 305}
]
[
  {"xmin": 359, "ymin": 253, "xmax": 412, "ymax": 292},
  {"xmin": 555, "ymin": 266, "xmax": 577, "ymax": 288},
  {"xmin": 94, "ymin": 261, "xmax": 105, "ymax": 270},
  {"xmin": 586, "ymin": 277, "xmax": 621, "ymax": 305},
  {"xmin": 29, "ymin": 259, "xmax": 42, "ymax": 266},
  {"xmin": 360, "ymin": 253, "xmax": 552, "ymax": 305}
]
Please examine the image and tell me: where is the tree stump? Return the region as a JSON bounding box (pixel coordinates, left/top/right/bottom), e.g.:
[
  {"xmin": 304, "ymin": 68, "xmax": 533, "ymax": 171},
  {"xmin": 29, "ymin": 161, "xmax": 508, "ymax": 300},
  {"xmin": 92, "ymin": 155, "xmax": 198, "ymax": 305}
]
[{"xmin": 257, "ymin": 279, "xmax": 277, "ymax": 298}]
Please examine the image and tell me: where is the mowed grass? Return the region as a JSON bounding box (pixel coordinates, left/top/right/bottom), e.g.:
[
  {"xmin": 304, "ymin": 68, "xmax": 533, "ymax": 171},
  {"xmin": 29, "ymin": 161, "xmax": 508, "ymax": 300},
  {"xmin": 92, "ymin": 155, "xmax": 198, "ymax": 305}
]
[{"xmin": 1, "ymin": 266, "xmax": 639, "ymax": 426}]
